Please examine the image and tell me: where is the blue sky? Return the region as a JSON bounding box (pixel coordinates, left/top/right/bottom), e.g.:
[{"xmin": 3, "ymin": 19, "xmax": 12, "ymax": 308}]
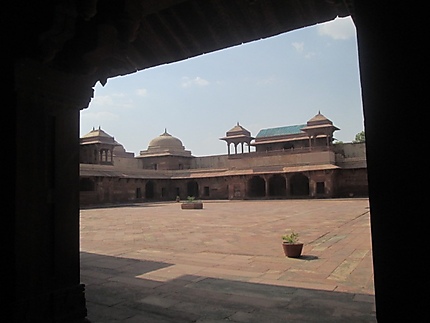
[{"xmin": 80, "ymin": 17, "xmax": 363, "ymax": 157}]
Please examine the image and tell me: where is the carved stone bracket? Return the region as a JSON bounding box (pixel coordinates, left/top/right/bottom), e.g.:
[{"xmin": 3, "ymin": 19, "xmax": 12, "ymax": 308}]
[{"xmin": 14, "ymin": 58, "xmax": 95, "ymax": 111}]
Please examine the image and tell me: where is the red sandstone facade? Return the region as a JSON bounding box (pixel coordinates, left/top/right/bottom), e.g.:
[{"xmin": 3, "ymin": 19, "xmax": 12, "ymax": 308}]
[{"xmin": 79, "ymin": 112, "xmax": 367, "ymax": 206}]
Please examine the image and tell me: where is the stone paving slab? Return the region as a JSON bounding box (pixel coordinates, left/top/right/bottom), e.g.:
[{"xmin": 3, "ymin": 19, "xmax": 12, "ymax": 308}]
[{"xmin": 80, "ymin": 199, "xmax": 375, "ymax": 322}]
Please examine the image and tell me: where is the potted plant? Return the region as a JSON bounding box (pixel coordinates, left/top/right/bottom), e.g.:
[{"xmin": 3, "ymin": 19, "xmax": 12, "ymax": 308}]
[
  {"xmin": 181, "ymin": 196, "xmax": 203, "ymax": 209},
  {"xmin": 282, "ymin": 231, "xmax": 303, "ymax": 258}
]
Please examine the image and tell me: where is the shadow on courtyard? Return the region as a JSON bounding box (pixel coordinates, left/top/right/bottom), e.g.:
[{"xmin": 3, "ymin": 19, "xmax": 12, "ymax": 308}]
[
  {"xmin": 80, "ymin": 202, "xmax": 170, "ymax": 210},
  {"xmin": 81, "ymin": 252, "xmax": 376, "ymax": 322}
]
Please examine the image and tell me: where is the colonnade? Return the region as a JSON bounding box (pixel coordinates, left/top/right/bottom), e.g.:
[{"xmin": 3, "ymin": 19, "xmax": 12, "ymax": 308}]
[{"xmin": 226, "ymin": 141, "xmax": 252, "ymax": 155}]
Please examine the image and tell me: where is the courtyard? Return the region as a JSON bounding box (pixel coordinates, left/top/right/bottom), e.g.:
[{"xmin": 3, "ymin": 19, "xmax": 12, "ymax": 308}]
[{"xmin": 80, "ymin": 199, "xmax": 375, "ymax": 322}]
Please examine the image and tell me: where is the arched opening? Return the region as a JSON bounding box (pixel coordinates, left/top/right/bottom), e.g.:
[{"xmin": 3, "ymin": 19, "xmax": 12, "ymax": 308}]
[
  {"xmin": 268, "ymin": 175, "xmax": 286, "ymax": 197},
  {"xmin": 75, "ymin": 13, "xmax": 372, "ymax": 322},
  {"xmin": 187, "ymin": 180, "xmax": 199, "ymax": 198},
  {"xmin": 237, "ymin": 143, "xmax": 243, "ymax": 154},
  {"xmin": 145, "ymin": 181, "xmax": 155, "ymax": 199},
  {"xmin": 79, "ymin": 178, "xmax": 95, "ymax": 191},
  {"xmin": 290, "ymin": 173, "xmax": 310, "ymax": 197},
  {"xmin": 248, "ymin": 176, "xmax": 265, "ymax": 198},
  {"xmin": 243, "ymin": 142, "xmax": 252, "ymax": 153},
  {"xmin": 228, "ymin": 142, "xmax": 236, "ymax": 155}
]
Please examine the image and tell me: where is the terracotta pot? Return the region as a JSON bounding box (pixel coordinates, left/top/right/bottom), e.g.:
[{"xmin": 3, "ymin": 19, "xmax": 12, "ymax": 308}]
[
  {"xmin": 282, "ymin": 242, "xmax": 303, "ymax": 258},
  {"xmin": 181, "ymin": 202, "xmax": 203, "ymax": 209}
]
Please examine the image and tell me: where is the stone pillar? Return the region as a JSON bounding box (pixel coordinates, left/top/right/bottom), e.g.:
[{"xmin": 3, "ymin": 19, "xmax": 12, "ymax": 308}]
[
  {"xmin": 325, "ymin": 171, "xmax": 334, "ymax": 197},
  {"xmin": 284, "ymin": 175, "xmax": 290, "ymax": 197},
  {"xmin": 95, "ymin": 145, "xmax": 100, "ymax": 163},
  {"xmin": 227, "ymin": 183, "xmax": 233, "ymax": 199},
  {"xmin": 11, "ymin": 58, "xmax": 94, "ymax": 322},
  {"xmin": 354, "ymin": 2, "xmax": 425, "ymax": 321},
  {"xmin": 309, "ymin": 178, "xmax": 316, "ymax": 198},
  {"xmin": 264, "ymin": 176, "xmax": 269, "ymax": 197}
]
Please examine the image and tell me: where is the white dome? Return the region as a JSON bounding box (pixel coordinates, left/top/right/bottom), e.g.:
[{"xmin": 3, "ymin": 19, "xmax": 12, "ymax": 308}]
[
  {"xmin": 148, "ymin": 131, "xmax": 185, "ymax": 151},
  {"xmin": 140, "ymin": 130, "xmax": 192, "ymax": 157}
]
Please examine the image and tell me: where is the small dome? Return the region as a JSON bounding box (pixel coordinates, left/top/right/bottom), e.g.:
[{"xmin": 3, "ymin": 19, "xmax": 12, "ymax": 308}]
[{"xmin": 148, "ymin": 129, "xmax": 185, "ymax": 151}]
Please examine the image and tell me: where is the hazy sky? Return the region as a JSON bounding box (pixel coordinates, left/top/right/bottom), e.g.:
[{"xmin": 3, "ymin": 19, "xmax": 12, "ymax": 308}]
[{"xmin": 80, "ymin": 17, "xmax": 363, "ymax": 157}]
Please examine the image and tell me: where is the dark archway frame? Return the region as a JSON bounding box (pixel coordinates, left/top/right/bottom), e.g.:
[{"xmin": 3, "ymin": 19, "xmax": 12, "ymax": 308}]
[{"xmin": 6, "ymin": 1, "xmax": 425, "ymax": 322}]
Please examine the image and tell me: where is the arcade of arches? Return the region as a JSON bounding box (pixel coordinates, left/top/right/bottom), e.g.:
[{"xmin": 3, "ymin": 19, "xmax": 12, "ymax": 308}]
[
  {"xmin": 79, "ymin": 113, "xmax": 367, "ymax": 206},
  {"xmin": 247, "ymin": 174, "xmax": 310, "ymax": 198}
]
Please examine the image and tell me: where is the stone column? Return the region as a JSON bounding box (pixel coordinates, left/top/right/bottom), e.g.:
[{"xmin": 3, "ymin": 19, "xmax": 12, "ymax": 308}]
[
  {"xmin": 355, "ymin": 2, "xmax": 426, "ymax": 321},
  {"xmin": 264, "ymin": 176, "xmax": 269, "ymax": 197},
  {"xmin": 309, "ymin": 178, "xmax": 316, "ymax": 198},
  {"xmin": 285, "ymin": 175, "xmax": 290, "ymax": 197},
  {"xmin": 11, "ymin": 58, "xmax": 94, "ymax": 322}
]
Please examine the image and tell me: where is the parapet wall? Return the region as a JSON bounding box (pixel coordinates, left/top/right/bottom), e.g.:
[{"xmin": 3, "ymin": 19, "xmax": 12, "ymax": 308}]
[
  {"xmin": 190, "ymin": 154, "xmax": 229, "ymax": 169},
  {"xmin": 191, "ymin": 149, "xmax": 336, "ymax": 170}
]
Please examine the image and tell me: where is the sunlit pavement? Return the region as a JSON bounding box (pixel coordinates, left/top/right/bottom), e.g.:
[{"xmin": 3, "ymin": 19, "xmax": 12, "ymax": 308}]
[{"xmin": 80, "ymin": 199, "xmax": 375, "ymax": 322}]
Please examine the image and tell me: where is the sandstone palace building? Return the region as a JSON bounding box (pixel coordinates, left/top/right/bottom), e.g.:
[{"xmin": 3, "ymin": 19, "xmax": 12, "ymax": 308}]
[{"xmin": 79, "ymin": 112, "xmax": 367, "ymax": 206}]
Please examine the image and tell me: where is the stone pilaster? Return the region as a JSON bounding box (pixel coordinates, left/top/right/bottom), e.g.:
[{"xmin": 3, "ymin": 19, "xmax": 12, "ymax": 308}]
[{"xmin": 11, "ymin": 58, "xmax": 94, "ymax": 322}]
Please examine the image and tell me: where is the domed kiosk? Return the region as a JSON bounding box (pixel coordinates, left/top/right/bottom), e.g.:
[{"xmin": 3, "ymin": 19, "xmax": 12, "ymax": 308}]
[
  {"xmin": 137, "ymin": 129, "xmax": 192, "ymax": 170},
  {"xmin": 80, "ymin": 127, "xmax": 133, "ymax": 164}
]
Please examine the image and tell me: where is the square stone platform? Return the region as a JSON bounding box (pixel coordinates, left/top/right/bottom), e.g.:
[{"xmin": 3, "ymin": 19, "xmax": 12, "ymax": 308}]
[{"xmin": 80, "ymin": 199, "xmax": 375, "ymax": 322}]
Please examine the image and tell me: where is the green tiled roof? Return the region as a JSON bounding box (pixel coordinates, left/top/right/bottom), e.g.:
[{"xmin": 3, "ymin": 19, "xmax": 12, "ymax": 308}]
[{"xmin": 256, "ymin": 124, "xmax": 306, "ymax": 138}]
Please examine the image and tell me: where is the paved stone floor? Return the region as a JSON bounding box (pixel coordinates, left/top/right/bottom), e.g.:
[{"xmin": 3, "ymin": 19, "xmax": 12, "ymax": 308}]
[{"xmin": 80, "ymin": 199, "xmax": 375, "ymax": 322}]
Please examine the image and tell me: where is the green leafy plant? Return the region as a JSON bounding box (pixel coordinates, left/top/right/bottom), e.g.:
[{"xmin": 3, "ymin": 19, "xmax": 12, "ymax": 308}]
[
  {"xmin": 186, "ymin": 196, "xmax": 196, "ymax": 202},
  {"xmin": 282, "ymin": 231, "xmax": 299, "ymax": 244}
]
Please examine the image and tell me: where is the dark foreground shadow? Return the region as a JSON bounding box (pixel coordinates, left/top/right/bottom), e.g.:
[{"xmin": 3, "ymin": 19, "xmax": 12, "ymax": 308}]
[
  {"xmin": 80, "ymin": 202, "xmax": 170, "ymax": 210},
  {"xmin": 81, "ymin": 252, "xmax": 375, "ymax": 323}
]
